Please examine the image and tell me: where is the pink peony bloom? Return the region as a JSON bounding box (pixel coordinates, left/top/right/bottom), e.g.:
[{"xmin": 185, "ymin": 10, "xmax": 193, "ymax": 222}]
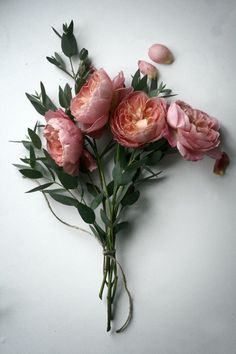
[
  {"xmin": 44, "ymin": 110, "xmax": 83, "ymax": 176},
  {"xmin": 110, "ymin": 91, "xmax": 167, "ymax": 148},
  {"xmin": 138, "ymin": 60, "xmax": 158, "ymax": 79},
  {"xmin": 148, "ymin": 44, "xmax": 173, "ymax": 64},
  {"xmin": 166, "ymin": 101, "xmax": 221, "ymax": 161},
  {"xmin": 110, "ymin": 71, "xmax": 133, "ymax": 115},
  {"xmin": 81, "ymin": 149, "xmax": 97, "ymax": 172},
  {"xmin": 70, "ymin": 68, "xmax": 113, "ymax": 137}
]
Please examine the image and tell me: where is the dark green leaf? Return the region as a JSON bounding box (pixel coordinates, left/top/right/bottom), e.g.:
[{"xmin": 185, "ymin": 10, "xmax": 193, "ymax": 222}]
[
  {"xmin": 131, "ymin": 69, "xmax": 140, "ymax": 89},
  {"xmin": 19, "ymin": 169, "xmax": 43, "ymax": 179},
  {"xmin": 40, "ymin": 82, "xmax": 56, "ymax": 111},
  {"xmin": 54, "ymin": 52, "xmax": 65, "ymax": 68},
  {"xmin": 150, "ymin": 78, "xmax": 158, "ymax": 91},
  {"xmin": 49, "ymin": 192, "xmax": 78, "ymax": 207},
  {"xmin": 57, "ymin": 170, "xmax": 78, "ymax": 189},
  {"xmin": 67, "ymin": 20, "xmax": 74, "ymax": 36},
  {"xmin": 121, "ymin": 190, "xmax": 140, "ymax": 206},
  {"xmin": 59, "ymin": 86, "xmax": 68, "ymax": 108},
  {"xmin": 93, "ymin": 223, "xmax": 106, "ymax": 239},
  {"xmin": 64, "ymin": 83, "xmax": 72, "ymax": 102},
  {"xmin": 106, "ymin": 181, "xmax": 114, "ymax": 197},
  {"xmin": 52, "ymin": 27, "xmax": 62, "ymax": 38},
  {"xmin": 112, "ymin": 163, "xmax": 122, "ymax": 186},
  {"xmin": 144, "ymin": 138, "xmax": 167, "ymax": 151},
  {"xmin": 26, "ymin": 93, "xmax": 47, "ymax": 115},
  {"xmin": 114, "ymin": 221, "xmax": 129, "ymax": 234},
  {"xmin": 86, "ymin": 183, "xmax": 100, "ymax": 197},
  {"xmin": 22, "ymin": 141, "xmax": 32, "ymax": 150},
  {"xmin": 44, "ymin": 188, "xmax": 65, "ymax": 194},
  {"xmin": 134, "ymin": 75, "xmax": 148, "ymax": 92},
  {"xmin": 29, "ymin": 145, "xmax": 36, "ymax": 168},
  {"xmin": 28, "ymin": 128, "xmax": 42, "ymax": 149},
  {"xmin": 26, "ymin": 182, "xmax": 54, "ymax": 193},
  {"xmin": 90, "ymin": 193, "xmax": 104, "ymax": 209},
  {"xmin": 61, "ymin": 33, "xmax": 77, "ymax": 57},
  {"xmin": 146, "ymin": 150, "xmax": 163, "ymax": 165},
  {"xmin": 77, "ymin": 203, "xmax": 95, "ymax": 224},
  {"xmin": 100, "ymin": 209, "xmax": 112, "ymax": 227},
  {"xmin": 46, "ymin": 56, "xmax": 59, "ymax": 66}
]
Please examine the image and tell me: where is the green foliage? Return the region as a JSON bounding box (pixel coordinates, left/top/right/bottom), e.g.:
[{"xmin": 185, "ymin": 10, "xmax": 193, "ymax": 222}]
[{"xmin": 77, "ymin": 203, "xmax": 95, "ymax": 224}]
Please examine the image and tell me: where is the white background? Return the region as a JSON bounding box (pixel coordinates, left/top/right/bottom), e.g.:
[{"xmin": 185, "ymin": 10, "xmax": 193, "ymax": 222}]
[{"xmin": 1, "ymin": 0, "xmax": 236, "ymax": 353}]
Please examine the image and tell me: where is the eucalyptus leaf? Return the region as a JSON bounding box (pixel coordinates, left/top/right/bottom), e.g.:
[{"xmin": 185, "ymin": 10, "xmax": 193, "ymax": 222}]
[
  {"xmin": 100, "ymin": 209, "xmax": 112, "ymax": 228},
  {"xmin": 114, "ymin": 221, "xmax": 129, "ymax": 234},
  {"xmin": 146, "ymin": 150, "xmax": 163, "ymax": 165},
  {"xmin": 121, "ymin": 190, "xmax": 140, "ymax": 206},
  {"xmin": 49, "ymin": 192, "xmax": 79, "ymax": 207},
  {"xmin": 90, "ymin": 193, "xmax": 104, "ymax": 209},
  {"xmin": 19, "ymin": 169, "xmax": 43, "ymax": 179},
  {"xmin": 77, "ymin": 203, "xmax": 95, "ymax": 224},
  {"xmin": 57, "ymin": 170, "xmax": 78, "ymax": 189},
  {"xmin": 28, "ymin": 128, "xmax": 42, "ymax": 149},
  {"xmin": 26, "ymin": 182, "xmax": 54, "ymax": 193},
  {"xmin": 29, "ymin": 145, "xmax": 36, "ymax": 168}
]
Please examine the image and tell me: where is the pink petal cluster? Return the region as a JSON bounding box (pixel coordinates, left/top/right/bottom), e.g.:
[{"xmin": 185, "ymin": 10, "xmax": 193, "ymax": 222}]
[
  {"xmin": 148, "ymin": 44, "xmax": 173, "ymax": 64},
  {"xmin": 44, "ymin": 109, "xmax": 97, "ymax": 175},
  {"xmin": 138, "ymin": 60, "xmax": 158, "ymax": 79},
  {"xmin": 44, "ymin": 109, "xmax": 84, "ymax": 175},
  {"xmin": 110, "ymin": 91, "xmax": 167, "ymax": 147},
  {"xmin": 166, "ymin": 101, "xmax": 221, "ymax": 161},
  {"xmin": 110, "ymin": 71, "xmax": 133, "ymax": 114},
  {"xmin": 70, "ymin": 68, "xmax": 113, "ymax": 137}
]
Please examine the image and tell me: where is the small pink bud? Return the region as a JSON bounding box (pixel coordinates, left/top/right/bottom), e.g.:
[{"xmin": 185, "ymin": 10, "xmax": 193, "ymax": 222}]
[
  {"xmin": 213, "ymin": 152, "xmax": 230, "ymax": 176},
  {"xmin": 148, "ymin": 44, "xmax": 174, "ymax": 64},
  {"xmin": 138, "ymin": 60, "xmax": 158, "ymax": 79}
]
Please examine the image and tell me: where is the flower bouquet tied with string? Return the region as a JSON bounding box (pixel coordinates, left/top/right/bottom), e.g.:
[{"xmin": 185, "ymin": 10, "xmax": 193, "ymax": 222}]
[{"xmin": 13, "ymin": 20, "xmax": 230, "ymax": 333}]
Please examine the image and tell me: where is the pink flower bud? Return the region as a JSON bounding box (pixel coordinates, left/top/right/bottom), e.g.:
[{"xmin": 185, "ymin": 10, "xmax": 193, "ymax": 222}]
[
  {"xmin": 148, "ymin": 44, "xmax": 174, "ymax": 64},
  {"xmin": 138, "ymin": 60, "xmax": 158, "ymax": 79},
  {"xmin": 213, "ymin": 152, "xmax": 230, "ymax": 176}
]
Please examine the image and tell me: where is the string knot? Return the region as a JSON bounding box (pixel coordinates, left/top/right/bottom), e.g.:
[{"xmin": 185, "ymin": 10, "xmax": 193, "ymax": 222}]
[{"xmin": 103, "ymin": 249, "xmax": 116, "ymax": 257}]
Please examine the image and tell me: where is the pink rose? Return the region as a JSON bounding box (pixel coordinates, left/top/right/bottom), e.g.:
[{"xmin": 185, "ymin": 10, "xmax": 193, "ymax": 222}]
[
  {"xmin": 138, "ymin": 60, "xmax": 158, "ymax": 79},
  {"xmin": 166, "ymin": 101, "xmax": 221, "ymax": 161},
  {"xmin": 44, "ymin": 109, "xmax": 83, "ymax": 176},
  {"xmin": 70, "ymin": 68, "xmax": 113, "ymax": 137},
  {"xmin": 148, "ymin": 44, "xmax": 173, "ymax": 64},
  {"xmin": 110, "ymin": 71, "xmax": 133, "ymax": 115},
  {"xmin": 110, "ymin": 91, "xmax": 167, "ymax": 148}
]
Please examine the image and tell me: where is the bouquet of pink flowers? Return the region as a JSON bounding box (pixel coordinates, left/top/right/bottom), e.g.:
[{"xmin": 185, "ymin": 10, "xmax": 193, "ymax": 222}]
[{"xmin": 13, "ymin": 20, "xmax": 229, "ymax": 333}]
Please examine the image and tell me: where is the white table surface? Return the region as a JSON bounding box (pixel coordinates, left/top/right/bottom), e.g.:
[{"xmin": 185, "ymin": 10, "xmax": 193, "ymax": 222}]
[{"xmin": 0, "ymin": 0, "xmax": 236, "ymax": 353}]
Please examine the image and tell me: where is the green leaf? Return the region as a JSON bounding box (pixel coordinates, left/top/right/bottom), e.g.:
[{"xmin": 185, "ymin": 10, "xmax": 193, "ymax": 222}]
[
  {"xmin": 114, "ymin": 221, "xmax": 129, "ymax": 234},
  {"xmin": 86, "ymin": 183, "xmax": 100, "ymax": 197},
  {"xmin": 29, "ymin": 145, "xmax": 36, "ymax": 168},
  {"xmin": 100, "ymin": 209, "xmax": 112, "ymax": 228},
  {"xmin": 19, "ymin": 169, "xmax": 43, "ymax": 179},
  {"xmin": 77, "ymin": 203, "xmax": 95, "ymax": 224},
  {"xmin": 146, "ymin": 150, "xmax": 163, "ymax": 165},
  {"xmin": 59, "ymin": 86, "xmax": 68, "ymax": 108},
  {"xmin": 49, "ymin": 192, "xmax": 79, "ymax": 207},
  {"xmin": 134, "ymin": 75, "xmax": 148, "ymax": 92},
  {"xmin": 131, "ymin": 69, "xmax": 140, "ymax": 89},
  {"xmin": 46, "ymin": 56, "xmax": 59, "ymax": 66},
  {"xmin": 28, "ymin": 128, "xmax": 42, "ymax": 149},
  {"xmin": 26, "ymin": 93, "xmax": 47, "ymax": 115},
  {"xmin": 66, "ymin": 20, "xmax": 74, "ymax": 36},
  {"xmin": 52, "ymin": 27, "xmax": 62, "ymax": 38},
  {"xmin": 112, "ymin": 163, "xmax": 122, "ymax": 186},
  {"xmin": 144, "ymin": 138, "xmax": 167, "ymax": 151},
  {"xmin": 26, "ymin": 182, "xmax": 54, "ymax": 193},
  {"xmin": 120, "ymin": 169, "xmax": 136, "ymax": 186},
  {"xmin": 121, "ymin": 190, "xmax": 140, "ymax": 206},
  {"xmin": 90, "ymin": 193, "xmax": 104, "ymax": 209},
  {"xmin": 106, "ymin": 181, "xmax": 114, "ymax": 197},
  {"xmin": 57, "ymin": 170, "xmax": 78, "ymax": 189},
  {"xmin": 54, "ymin": 52, "xmax": 65, "ymax": 68},
  {"xmin": 61, "ymin": 33, "xmax": 78, "ymax": 57},
  {"xmin": 64, "ymin": 83, "xmax": 72, "ymax": 102},
  {"xmin": 40, "ymin": 82, "xmax": 56, "ymax": 111}
]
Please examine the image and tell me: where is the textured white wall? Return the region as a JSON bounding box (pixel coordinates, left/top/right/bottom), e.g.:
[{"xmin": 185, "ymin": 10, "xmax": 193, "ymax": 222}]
[{"xmin": 0, "ymin": 0, "xmax": 236, "ymax": 353}]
